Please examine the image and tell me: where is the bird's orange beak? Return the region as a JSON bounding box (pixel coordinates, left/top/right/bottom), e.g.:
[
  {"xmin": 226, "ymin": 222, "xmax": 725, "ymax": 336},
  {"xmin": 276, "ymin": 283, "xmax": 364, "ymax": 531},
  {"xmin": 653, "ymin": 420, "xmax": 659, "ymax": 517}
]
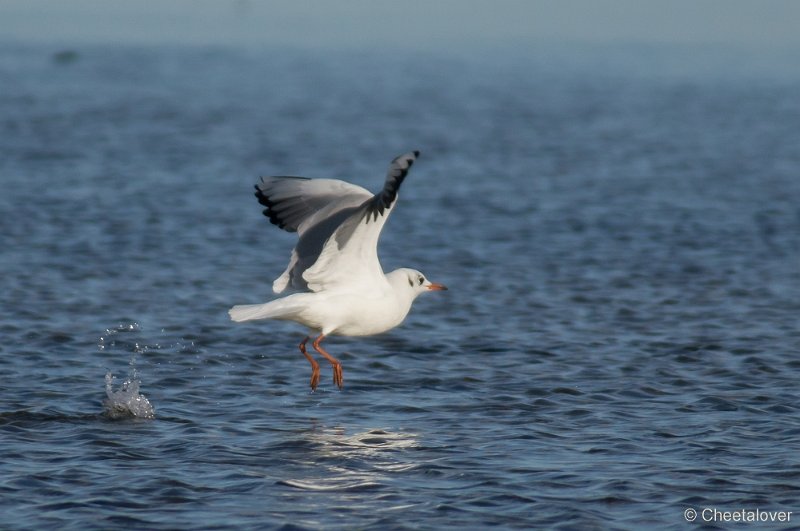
[{"xmin": 427, "ymin": 282, "xmax": 448, "ymax": 291}]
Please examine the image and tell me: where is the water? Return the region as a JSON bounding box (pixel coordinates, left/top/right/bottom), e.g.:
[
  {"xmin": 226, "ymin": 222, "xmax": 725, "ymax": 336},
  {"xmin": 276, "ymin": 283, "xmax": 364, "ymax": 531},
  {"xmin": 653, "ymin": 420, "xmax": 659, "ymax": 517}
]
[{"xmin": 1, "ymin": 41, "xmax": 799, "ymax": 529}]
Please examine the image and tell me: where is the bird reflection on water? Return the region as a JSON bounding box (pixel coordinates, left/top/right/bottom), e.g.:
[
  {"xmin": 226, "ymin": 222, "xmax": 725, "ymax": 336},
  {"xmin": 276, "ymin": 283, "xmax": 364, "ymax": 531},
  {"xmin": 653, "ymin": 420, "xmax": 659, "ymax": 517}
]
[{"xmin": 277, "ymin": 426, "xmax": 420, "ymax": 492}]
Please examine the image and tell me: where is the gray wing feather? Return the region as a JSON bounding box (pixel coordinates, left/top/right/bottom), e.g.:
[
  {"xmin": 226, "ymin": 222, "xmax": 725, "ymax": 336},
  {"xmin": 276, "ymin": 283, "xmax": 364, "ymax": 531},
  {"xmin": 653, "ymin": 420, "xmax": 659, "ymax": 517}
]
[{"xmin": 255, "ymin": 177, "xmax": 370, "ymax": 234}]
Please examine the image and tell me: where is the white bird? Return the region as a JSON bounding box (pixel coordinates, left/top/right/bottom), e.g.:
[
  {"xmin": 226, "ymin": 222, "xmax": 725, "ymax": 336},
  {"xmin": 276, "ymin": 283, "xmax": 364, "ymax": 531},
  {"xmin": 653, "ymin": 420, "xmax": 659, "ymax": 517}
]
[{"xmin": 229, "ymin": 151, "xmax": 447, "ymax": 391}]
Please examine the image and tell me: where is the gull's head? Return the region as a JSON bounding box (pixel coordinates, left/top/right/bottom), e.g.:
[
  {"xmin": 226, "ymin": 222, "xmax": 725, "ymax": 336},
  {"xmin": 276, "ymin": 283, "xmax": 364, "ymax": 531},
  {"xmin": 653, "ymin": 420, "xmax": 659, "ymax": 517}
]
[{"xmin": 388, "ymin": 268, "xmax": 448, "ymax": 299}]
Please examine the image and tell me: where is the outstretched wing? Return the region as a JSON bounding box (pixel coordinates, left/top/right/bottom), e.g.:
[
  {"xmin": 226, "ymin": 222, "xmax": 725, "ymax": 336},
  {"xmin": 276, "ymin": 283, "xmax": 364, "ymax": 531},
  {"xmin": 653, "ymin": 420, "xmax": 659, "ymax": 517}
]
[
  {"xmin": 302, "ymin": 151, "xmax": 419, "ymax": 293},
  {"xmin": 255, "ymin": 177, "xmax": 372, "ymax": 293},
  {"xmin": 255, "ymin": 177, "xmax": 371, "ymax": 234}
]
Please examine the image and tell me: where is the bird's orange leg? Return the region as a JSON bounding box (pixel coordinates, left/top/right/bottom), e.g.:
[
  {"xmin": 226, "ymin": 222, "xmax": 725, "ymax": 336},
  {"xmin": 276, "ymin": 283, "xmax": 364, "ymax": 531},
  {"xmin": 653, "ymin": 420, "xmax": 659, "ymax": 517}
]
[
  {"xmin": 312, "ymin": 334, "xmax": 343, "ymax": 390},
  {"xmin": 299, "ymin": 336, "xmax": 320, "ymax": 391}
]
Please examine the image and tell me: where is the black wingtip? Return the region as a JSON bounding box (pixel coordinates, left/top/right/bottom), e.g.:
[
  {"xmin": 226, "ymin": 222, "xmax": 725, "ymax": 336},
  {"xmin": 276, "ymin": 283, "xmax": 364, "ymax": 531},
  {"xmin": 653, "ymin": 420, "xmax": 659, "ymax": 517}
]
[
  {"xmin": 254, "ymin": 183, "xmax": 271, "ymax": 208},
  {"xmin": 253, "ymin": 178, "xmax": 297, "ymax": 232},
  {"xmin": 363, "ymin": 150, "xmax": 421, "ymax": 221}
]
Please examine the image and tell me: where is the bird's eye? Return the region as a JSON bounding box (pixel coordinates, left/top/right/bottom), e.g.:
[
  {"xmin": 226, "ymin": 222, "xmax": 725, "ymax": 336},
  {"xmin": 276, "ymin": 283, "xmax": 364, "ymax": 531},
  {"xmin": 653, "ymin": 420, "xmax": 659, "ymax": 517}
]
[{"xmin": 418, "ymin": 276, "xmax": 424, "ymax": 285}]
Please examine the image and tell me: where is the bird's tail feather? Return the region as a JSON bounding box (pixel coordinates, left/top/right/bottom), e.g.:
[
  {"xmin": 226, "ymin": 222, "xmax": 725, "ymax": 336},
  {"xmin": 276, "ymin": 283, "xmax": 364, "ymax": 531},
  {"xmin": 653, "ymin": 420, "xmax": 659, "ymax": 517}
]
[{"xmin": 229, "ymin": 300, "xmax": 298, "ymax": 322}]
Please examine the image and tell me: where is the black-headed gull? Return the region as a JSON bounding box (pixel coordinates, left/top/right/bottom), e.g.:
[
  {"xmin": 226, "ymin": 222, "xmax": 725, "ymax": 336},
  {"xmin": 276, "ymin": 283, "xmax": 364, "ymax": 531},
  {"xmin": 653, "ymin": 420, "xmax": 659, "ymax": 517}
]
[{"xmin": 229, "ymin": 151, "xmax": 447, "ymax": 391}]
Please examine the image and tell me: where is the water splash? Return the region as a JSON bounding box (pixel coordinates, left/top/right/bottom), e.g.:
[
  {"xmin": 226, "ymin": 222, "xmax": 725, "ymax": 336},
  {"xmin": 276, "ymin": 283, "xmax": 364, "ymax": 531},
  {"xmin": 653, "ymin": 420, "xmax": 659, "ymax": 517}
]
[
  {"xmin": 98, "ymin": 322, "xmax": 199, "ymax": 356},
  {"xmin": 103, "ymin": 368, "xmax": 155, "ymax": 420},
  {"xmin": 101, "ymin": 323, "xmax": 155, "ymax": 419},
  {"xmin": 98, "ymin": 322, "xmax": 141, "ymax": 352}
]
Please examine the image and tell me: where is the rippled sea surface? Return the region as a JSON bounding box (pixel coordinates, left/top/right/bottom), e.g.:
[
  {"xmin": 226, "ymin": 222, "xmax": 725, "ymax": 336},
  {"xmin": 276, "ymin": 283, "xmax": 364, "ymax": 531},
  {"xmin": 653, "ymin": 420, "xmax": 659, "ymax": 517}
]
[{"xmin": 2, "ymin": 42, "xmax": 799, "ymax": 529}]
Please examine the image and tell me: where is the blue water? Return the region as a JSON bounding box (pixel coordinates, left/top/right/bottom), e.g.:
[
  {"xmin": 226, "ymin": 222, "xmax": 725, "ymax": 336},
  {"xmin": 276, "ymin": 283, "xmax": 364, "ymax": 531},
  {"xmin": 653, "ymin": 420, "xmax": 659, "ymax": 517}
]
[{"xmin": 1, "ymin": 42, "xmax": 799, "ymax": 530}]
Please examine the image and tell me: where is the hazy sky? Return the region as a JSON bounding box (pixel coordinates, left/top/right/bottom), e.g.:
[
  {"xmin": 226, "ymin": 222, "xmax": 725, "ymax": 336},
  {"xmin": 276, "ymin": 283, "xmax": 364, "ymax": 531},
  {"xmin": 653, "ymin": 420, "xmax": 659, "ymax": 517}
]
[{"xmin": 2, "ymin": 0, "xmax": 800, "ymax": 52}]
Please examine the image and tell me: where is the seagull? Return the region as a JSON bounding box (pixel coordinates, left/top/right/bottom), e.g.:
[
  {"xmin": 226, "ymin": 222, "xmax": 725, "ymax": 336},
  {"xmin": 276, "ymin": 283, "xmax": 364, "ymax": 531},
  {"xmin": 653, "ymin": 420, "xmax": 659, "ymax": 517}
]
[{"xmin": 228, "ymin": 151, "xmax": 447, "ymax": 391}]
